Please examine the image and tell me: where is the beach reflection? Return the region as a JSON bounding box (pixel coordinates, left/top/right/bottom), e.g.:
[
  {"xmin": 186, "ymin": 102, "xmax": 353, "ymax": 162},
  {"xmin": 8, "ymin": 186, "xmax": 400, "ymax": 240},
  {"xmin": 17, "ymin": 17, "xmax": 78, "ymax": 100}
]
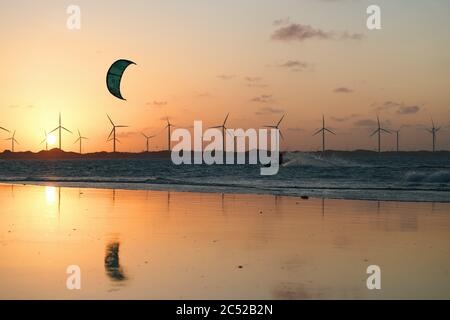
[
  {"xmin": 104, "ymin": 241, "xmax": 127, "ymax": 282},
  {"xmin": 0, "ymin": 183, "xmax": 450, "ymax": 299}
]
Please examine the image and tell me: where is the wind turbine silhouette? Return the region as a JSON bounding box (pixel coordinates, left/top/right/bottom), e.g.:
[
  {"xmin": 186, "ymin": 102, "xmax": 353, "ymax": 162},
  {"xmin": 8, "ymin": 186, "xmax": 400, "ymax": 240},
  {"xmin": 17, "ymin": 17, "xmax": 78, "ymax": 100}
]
[
  {"xmin": 50, "ymin": 113, "xmax": 72, "ymax": 150},
  {"xmin": 0, "ymin": 126, "xmax": 9, "ymax": 134},
  {"xmin": 313, "ymin": 115, "xmax": 335, "ymax": 153},
  {"xmin": 107, "ymin": 115, "xmax": 128, "ymax": 153},
  {"xmin": 74, "ymin": 129, "xmax": 88, "ymax": 154},
  {"xmin": 263, "ymin": 114, "xmax": 285, "ymax": 156},
  {"xmin": 210, "ymin": 113, "xmax": 231, "ymax": 152},
  {"xmin": 40, "ymin": 130, "xmax": 49, "ymax": 151},
  {"xmin": 5, "ymin": 130, "xmax": 19, "ymax": 152},
  {"xmin": 427, "ymin": 118, "xmax": 441, "ymax": 152},
  {"xmin": 141, "ymin": 132, "xmax": 156, "ymax": 152},
  {"xmin": 163, "ymin": 117, "xmax": 176, "ymax": 151},
  {"xmin": 370, "ymin": 116, "xmax": 391, "ymax": 153},
  {"xmin": 393, "ymin": 128, "xmax": 401, "ymax": 152}
]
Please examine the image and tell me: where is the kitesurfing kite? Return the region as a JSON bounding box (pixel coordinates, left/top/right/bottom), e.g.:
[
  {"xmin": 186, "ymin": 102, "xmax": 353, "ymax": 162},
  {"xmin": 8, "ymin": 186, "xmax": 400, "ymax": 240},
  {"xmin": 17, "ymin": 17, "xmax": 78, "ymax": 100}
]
[{"xmin": 106, "ymin": 59, "xmax": 136, "ymax": 100}]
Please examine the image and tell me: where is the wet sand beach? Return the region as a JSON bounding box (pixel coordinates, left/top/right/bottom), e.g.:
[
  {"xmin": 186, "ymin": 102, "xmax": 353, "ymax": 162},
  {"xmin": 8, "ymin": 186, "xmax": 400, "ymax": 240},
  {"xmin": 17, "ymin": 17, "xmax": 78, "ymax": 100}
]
[{"xmin": 0, "ymin": 183, "xmax": 449, "ymax": 299}]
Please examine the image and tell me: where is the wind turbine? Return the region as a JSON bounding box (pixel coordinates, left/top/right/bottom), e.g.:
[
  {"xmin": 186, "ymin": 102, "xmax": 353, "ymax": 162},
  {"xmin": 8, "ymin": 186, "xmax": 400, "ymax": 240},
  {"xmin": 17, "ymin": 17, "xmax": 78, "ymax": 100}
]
[
  {"xmin": 210, "ymin": 113, "xmax": 231, "ymax": 152},
  {"xmin": 50, "ymin": 113, "xmax": 72, "ymax": 150},
  {"xmin": 74, "ymin": 129, "xmax": 88, "ymax": 154},
  {"xmin": 40, "ymin": 130, "xmax": 49, "ymax": 151},
  {"xmin": 164, "ymin": 118, "xmax": 175, "ymax": 151},
  {"xmin": 107, "ymin": 114, "xmax": 128, "ymax": 153},
  {"xmin": 141, "ymin": 132, "xmax": 156, "ymax": 152},
  {"xmin": 313, "ymin": 115, "xmax": 335, "ymax": 153},
  {"xmin": 393, "ymin": 128, "xmax": 401, "ymax": 152},
  {"xmin": 264, "ymin": 114, "xmax": 285, "ymax": 152},
  {"xmin": 370, "ymin": 116, "xmax": 391, "ymax": 153},
  {"xmin": 5, "ymin": 130, "xmax": 19, "ymax": 152},
  {"xmin": 426, "ymin": 118, "xmax": 441, "ymax": 152}
]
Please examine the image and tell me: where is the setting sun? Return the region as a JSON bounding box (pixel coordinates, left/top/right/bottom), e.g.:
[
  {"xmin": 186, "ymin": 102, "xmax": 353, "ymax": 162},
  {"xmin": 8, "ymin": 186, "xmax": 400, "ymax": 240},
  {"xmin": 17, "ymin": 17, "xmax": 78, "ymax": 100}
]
[{"xmin": 47, "ymin": 135, "xmax": 57, "ymax": 146}]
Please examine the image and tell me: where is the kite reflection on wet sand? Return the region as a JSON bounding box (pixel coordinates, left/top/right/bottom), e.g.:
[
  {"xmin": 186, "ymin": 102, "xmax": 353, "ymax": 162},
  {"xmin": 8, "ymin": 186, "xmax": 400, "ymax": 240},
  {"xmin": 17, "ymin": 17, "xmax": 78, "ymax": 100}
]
[{"xmin": 104, "ymin": 241, "xmax": 127, "ymax": 282}]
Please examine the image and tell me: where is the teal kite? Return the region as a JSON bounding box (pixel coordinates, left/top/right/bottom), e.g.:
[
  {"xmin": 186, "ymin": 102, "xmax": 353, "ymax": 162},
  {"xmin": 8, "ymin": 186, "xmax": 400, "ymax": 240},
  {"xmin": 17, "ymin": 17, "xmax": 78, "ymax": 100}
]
[{"xmin": 106, "ymin": 59, "xmax": 136, "ymax": 100}]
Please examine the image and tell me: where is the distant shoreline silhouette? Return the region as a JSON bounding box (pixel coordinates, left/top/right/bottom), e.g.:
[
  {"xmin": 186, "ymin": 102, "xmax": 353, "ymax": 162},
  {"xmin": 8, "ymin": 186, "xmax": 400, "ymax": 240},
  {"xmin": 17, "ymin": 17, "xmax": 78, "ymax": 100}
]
[{"xmin": 0, "ymin": 148, "xmax": 448, "ymax": 161}]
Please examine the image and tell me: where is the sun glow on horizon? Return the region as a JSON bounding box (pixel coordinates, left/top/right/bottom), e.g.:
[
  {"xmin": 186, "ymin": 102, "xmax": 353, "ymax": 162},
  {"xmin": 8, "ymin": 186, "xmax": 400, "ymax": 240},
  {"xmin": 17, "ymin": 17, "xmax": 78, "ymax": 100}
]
[{"xmin": 47, "ymin": 135, "xmax": 57, "ymax": 146}]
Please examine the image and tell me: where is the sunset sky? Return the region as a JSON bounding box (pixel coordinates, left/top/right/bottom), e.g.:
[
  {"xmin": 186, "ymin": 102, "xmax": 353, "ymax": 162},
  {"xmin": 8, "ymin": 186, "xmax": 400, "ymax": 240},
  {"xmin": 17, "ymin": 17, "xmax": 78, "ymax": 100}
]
[{"xmin": 1, "ymin": 0, "xmax": 449, "ymax": 152}]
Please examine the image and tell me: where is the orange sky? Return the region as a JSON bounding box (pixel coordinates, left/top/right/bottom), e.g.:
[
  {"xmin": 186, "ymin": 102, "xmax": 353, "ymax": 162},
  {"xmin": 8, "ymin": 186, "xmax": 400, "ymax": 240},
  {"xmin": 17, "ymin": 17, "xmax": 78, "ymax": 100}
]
[{"xmin": 1, "ymin": 0, "xmax": 449, "ymax": 152}]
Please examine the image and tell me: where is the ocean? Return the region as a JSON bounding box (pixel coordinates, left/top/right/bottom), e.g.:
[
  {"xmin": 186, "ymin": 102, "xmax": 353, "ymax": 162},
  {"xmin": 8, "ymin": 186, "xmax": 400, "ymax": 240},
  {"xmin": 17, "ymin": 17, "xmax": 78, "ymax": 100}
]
[{"xmin": 0, "ymin": 151, "xmax": 449, "ymax": 202}]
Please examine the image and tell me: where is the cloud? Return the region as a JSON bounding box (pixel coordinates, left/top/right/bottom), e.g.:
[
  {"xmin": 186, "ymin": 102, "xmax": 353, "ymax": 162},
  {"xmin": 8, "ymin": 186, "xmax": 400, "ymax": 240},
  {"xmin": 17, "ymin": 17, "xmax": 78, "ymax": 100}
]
[
  {"xmin": 397, "ymin": 105, "xmax": 421, "ymax": 115},
  {"xmin": 255, "ymin": 106, "xmax": 284, "ymax": 115},
  {"xmin": 146, "ymin": 100, "xmax": 167, "ymax": 107},
  {"xmin": 354, "ymin": 119, "xmax": 377, "ymax": 127},
  {"xmin": 373, "ymin": 101, "xmax": 422, "ymax": 115},
  {"xmin": 246, "ymin": 76, "xmax": 262, "ymax": 82},
  {"xmin": 245, "ymin": 76, "xmax": 268, "ymax": 88},
  {"xmin": 271, "ymin": 23, "xmax": 364, "ymax": 43},
  {"xmin": 279, "ymin": 60, "xmax": 310, "ymax": 71},
  {"xmin": 251, "ymin": 94, "xmax": 274, "ymax": 104},
  {"xmin": 271, "ymin": 23, "xmax": 331, "ymax": 42},
  {"xmin": 273, "ymin": 17, "xmax": 290, "ymax": 27},
  {"xmin": 217, "ymin": 74, "xmax": 235, "ymax": 80},
  {"xmin": 331, "ymin": 114, "xmax": 359, "ymax": 122},
  {"xmin": 8, "ymin": 104, "xmax": 35, "ymax": 109},
  {"xmin": 334, "ymin": 87, "xmax": 354, "ymax": 93},
  {"xmin": 194, "ymin": 91, "xmax": 212, "ymax": 98}
]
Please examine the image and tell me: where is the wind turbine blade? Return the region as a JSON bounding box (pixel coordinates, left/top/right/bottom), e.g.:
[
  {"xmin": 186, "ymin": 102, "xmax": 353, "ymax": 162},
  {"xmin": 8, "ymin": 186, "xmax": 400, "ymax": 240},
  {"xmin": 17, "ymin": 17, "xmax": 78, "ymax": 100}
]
[
  {"xmin": 107, "ymin": 114, "xmax": 114, "ymax": 126},
  {"xmin": 116, "ymin": 125, "xmax": 128, "ymax": 128},
  {"xmin": 370, "ymin": 129, "xmax": 380, "ymax": 137},
  {"xmin": 107, "ymin": 128, "xmax": 114, "ymax": 140},
  {"xmin": 381, "ymin": 128, "xmax": 391, "ymax": 134},
  {"xmin": 74, "ymin": 138, "xmax": 80, "ymax": 144},
  {"xmin": 0, "ymin": 127, "xmax": 9, "ymax": 133},
  {"xmin": 49, "ymin": 127, "xmax": 58, "ymax": 134},
  {"xmin": 325, "ymin": 128, "xmax": 336, "ymax": 135},
  {"xmin": 277, "ymin": 114, "xmax": 285, "ymax": 127},
  {"xmin": 225, "ymin": 128, "xmax": 233, "ymax": 137},
  {"xmin": 436, "ymin": 127, "xmax": 441, "ymax": 132},
  {"xmin": 313, "ymin": 128, "xmax": 323, "ymax": 136},
  {"xmin": 78, "ymin": 129, "xmax": 81, "ymax": 137},
  {"xmin": 62, "ymin": 127, "xmax": 72, "ymax": 134},
  {"xmin": 40, "ymin": 138, "xmax": 47, "ymax": 145},
  {"xmin": 223, "ymin": 113, "xmax": 230, "ymax": 126},
  {"xmin": 264, "ymin": 125, "xmax": 277, "ymax": 128},
  {"xmin": 209, "ymin": 125, "xmax": 222, "ymax": 129},
  {"xmin": 14, "ymin": 139, "xmax": 19, "ymax": 145},
  {"xmin": 279, "ymin": 130, "xmax": 285, "ymax": 141}
]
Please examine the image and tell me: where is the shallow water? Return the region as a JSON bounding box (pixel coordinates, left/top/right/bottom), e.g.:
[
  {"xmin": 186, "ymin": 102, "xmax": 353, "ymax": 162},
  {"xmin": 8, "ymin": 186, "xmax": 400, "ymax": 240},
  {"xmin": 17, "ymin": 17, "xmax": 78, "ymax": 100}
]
[
  {"xmin": 0, "ymin": 152, "xmax": 449, "ymax": 202},
  {"xmin": 1, "ymin": 184, "xmax": 450, "ymax": 299}
]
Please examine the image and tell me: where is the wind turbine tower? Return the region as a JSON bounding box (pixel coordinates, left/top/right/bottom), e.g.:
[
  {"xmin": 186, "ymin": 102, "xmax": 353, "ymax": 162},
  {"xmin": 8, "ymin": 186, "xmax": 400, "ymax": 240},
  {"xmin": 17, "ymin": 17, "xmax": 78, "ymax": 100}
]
[
  {"xmin": 264, "ymin": 114, "xmax": 285, "ymax": 152},
  {"xmin": 427, "ymin": 119, "xmax": 441, "ymax": 152},
  {"xmin": 142, "ymin": 133, "xmax": 156, "ymax": 152},
  {"xmin": 50, "ymin": 113, "xmax": 72, "ymax": 150},
  {"xmin": 74, "ymin": 129, "xmax": 88, "ymax": 154},
  {"xmin": 313, "ymin": 115, "xmax": 336, "ymax": 153},
  {"xmin": 164, "ymin": 118, "xmax": 175, "ymax": 151},
  {"xmin": 210, "ymin": 113, "xmax": 230, "ymax": 152},
  {"xmin": 5, "ymin": 130, "xmax": 19, "ymax": 152},
  {"xmin": 107, "ymin": 114, "xmax": 128, "ymax": 153},
  {"xmin": 370, "ymin": 116, "xmax": 391, "ymax": 153},
  {"xmin": 40, "ymin": 131, "xmax": 49, "ymax": 151}
]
